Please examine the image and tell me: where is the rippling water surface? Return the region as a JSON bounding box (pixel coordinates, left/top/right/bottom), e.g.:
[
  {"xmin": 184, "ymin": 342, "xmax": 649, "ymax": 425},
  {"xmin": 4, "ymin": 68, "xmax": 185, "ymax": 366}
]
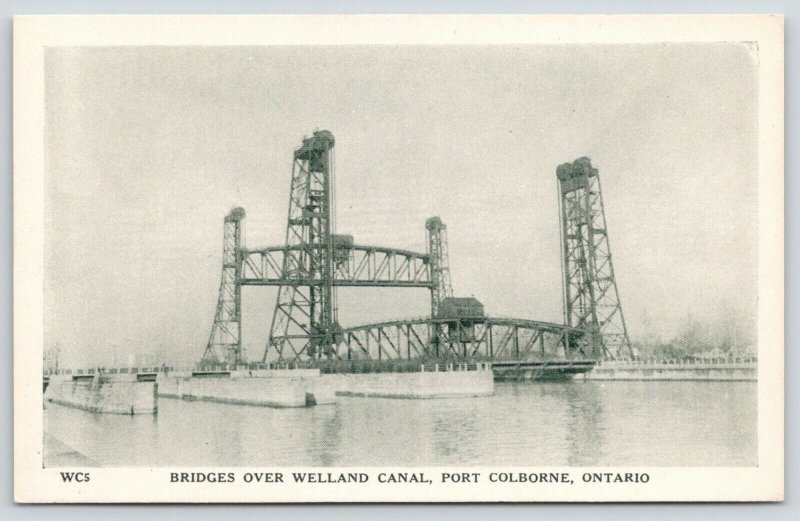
[{"xmin": 44, "ymin": 381, "xmax": 757, "ymax": 467}]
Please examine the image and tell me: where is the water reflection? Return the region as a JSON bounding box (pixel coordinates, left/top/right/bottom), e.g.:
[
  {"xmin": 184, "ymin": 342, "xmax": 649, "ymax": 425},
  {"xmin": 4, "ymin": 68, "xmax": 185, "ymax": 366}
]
[
  {"xmin": 43, "ymin": 381, "xmax": 756, "ymax": 467},
  {"xmin": 309, "ymin": 405, "xmax": 343, "ymax": 466},
  {"xmin": 559, "ymin": 383, "xmax": 605, "ymax": 466},
  {"xmin": 431, "ymin": 403, "xmax": 483, "ymax": 463}
]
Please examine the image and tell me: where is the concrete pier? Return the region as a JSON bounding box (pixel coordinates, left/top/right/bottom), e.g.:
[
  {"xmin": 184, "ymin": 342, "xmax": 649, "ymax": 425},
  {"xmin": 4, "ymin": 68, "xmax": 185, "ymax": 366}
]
[
  {"xmin": 44, "ymin": 374, "xmax": 158, "ymax": 414},
  {"xmin": 44, "ymin": 363, "xmax": 496, "ymax": 412},
  {"xmin": 156, "ymin": 364, "xmax": 494, "ymax": 405},
  {"xmin": 157, "ymin": 369, "xmax": 335, "ymax": 407},
  {"xmin": 323, "ymin": 364, "xmax": 495, "ymax": 399}
]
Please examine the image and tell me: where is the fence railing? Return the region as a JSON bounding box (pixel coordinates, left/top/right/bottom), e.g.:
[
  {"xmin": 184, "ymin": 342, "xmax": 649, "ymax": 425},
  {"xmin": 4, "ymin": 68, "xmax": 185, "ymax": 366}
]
[
  {"xmin": 43, "ymin": 360, "xmax": 494, "ymax": 377},
  {"xmin": 598, "ymin": 357, "xmax": 757, "ymax": 367},
  {"xmin": 43, "ymin": 366, "xmax": 177, "ymax": 377}
]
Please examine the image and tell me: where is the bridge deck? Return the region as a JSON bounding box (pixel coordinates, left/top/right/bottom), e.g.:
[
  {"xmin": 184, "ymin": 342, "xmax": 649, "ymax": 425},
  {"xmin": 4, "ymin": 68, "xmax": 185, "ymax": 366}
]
[{"xmin": 490, "ymin": 359, "xmax": 597, "ymax": 380}]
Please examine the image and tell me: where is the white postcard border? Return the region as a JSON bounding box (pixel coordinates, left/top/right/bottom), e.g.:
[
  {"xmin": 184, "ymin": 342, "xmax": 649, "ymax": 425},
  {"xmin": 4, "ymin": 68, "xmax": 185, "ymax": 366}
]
[{"xmin": 13, "ymin": 14, "xmax": 784, "ymax": 503}]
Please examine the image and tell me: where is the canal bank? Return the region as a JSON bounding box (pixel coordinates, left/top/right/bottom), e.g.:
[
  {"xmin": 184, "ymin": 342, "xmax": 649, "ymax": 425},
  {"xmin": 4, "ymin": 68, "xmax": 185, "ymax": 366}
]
[{"xmin": 579, "ymin": 358, "xmax": 757, "ymax": 382}]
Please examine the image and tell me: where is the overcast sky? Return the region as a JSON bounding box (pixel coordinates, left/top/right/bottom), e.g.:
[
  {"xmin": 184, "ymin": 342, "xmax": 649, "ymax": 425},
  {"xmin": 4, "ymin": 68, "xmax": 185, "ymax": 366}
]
[{"xmin": 44, "ymin": 44, "xmax": 758, "ymax": 367}]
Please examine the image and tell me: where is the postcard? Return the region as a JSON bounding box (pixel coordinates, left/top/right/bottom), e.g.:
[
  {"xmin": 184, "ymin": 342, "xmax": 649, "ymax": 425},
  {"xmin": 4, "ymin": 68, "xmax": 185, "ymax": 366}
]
[{"xmin": 13, "ymin": 14, "xmax": 784, "ymax": 502}]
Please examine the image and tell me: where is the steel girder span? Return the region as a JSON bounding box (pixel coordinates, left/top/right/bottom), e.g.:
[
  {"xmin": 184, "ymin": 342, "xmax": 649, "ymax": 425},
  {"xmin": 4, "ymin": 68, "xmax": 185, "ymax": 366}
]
[
  {"xmin": 332, "ymin": 317, "xmax": 595, "ymax": 363},
  {"xmin": 239, "ymin": 245, "xmax": 433, "ymax": 288}
]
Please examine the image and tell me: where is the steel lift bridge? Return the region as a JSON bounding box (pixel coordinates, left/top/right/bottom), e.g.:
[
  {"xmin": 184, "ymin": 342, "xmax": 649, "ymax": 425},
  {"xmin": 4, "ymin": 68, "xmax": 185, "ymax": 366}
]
[{"xmin": 201, "ymin": 131, "xmax": 632, "ymax": 379}]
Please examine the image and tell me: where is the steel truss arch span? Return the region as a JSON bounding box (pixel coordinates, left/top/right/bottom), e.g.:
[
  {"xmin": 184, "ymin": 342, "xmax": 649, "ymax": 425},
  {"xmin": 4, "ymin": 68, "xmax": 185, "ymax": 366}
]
[{"xmin": 324, "ymin": 316, "xmax": 596, "ymax": 364}]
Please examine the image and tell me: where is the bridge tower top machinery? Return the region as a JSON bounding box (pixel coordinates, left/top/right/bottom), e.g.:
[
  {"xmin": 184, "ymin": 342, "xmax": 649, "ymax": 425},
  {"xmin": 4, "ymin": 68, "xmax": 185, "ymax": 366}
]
[{"xmin": 557, "ymin": 157, "xmax": 632, "ymax": 359}]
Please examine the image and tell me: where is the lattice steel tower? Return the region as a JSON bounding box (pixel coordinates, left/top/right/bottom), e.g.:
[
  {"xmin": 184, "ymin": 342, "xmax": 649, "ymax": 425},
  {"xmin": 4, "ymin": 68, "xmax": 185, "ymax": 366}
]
[
  {"xmin": 266, "ymin": 130, "xmax": 341, "ymax": 362},
  {"xmin": 557, "ymin": 157, "xmax": 632, "ymax": 359},
  {"xmin": 426, "ymin": 216, "xmax": 454, "ymax": 316},
  {"xmin": 202, "ymin": 207, "xmax": 245, "ymax": 365}
]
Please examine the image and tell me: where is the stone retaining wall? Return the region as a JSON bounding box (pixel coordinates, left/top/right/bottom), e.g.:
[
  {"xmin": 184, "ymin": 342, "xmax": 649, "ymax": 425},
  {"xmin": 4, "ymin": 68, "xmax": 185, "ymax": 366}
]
[
  {"xmin": 44, "ymin": 375, "xmax": 157, "ymax": 414},
  {"xmin": 157, "ymin": 371, "xmax": 335, "ymax": 407},
  {"xmin": 580, "ymin": 361, "xmax": 757, "ymax": 381}
]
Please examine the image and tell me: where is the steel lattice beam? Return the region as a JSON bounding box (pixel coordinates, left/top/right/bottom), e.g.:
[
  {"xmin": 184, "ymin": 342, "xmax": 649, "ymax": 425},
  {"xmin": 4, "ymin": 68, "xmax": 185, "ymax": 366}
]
[{"xmin": 240, "ymin": 245, "xmax": 432, "ymax": 287}]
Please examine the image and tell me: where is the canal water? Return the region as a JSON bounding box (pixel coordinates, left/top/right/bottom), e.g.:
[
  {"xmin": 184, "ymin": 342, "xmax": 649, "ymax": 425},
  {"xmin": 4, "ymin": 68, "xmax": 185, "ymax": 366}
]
[{"xmin": 43, "ymin": 381, "xmax": 757, "ymax": 467}]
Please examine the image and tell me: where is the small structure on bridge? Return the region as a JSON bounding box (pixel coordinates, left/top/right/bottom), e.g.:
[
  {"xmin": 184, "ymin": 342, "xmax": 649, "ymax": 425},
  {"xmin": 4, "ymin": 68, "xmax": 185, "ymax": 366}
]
[
  {"xmin": 436, "ymin": 297, "xmax": 485, "ymax": 321},
  {"xmin": 435, "ymin": 297, "xmax": 485, "ymax": 345}
]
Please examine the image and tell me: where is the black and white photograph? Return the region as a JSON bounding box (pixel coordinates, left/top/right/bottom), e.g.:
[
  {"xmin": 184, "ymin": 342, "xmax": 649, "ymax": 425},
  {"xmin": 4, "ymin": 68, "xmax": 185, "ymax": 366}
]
[{"xmin": 13, "ymin": 14, "xmax": 784, "ymax": 503}]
